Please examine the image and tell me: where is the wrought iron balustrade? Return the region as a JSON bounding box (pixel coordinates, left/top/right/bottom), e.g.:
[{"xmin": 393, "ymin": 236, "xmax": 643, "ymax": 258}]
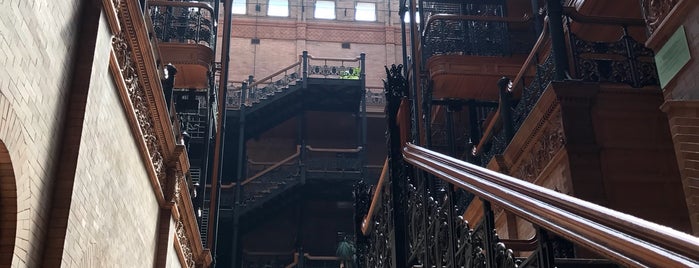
[
  {"xmin": 307, "ymin": 55, "xmax": 362, "ymax": 79},
  {"xmin": 421, "ymin": 0, "xmax": 535, "ymax": 59},
  {"xmin": 366, "ymin": 87, "xmax": 386, "ymax": 107},
  {"xmin": 475, "ymin": 7, "xmax": 659, "ymax": 166},
  {"xmin": 225, "ymin": 52, "xmax": 366, "ymax": 109},
  {"xmin": 148, "ymin": 1, "xmax": 214, "ymax": 48},
  {"xmin": 305, "ymin": 146, "xmax": 363, "ymax": 174},
  {"xmin": 174, "ymin": 92, "xmax": 209, "ymax": 140}
]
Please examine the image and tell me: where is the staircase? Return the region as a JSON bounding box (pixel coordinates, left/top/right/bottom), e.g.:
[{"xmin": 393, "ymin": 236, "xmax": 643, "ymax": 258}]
[
  {"xmin": 225, "ymin": 51, "xmax": 366, "ymax": 140},
  {"xmin": 219, "ymin": 149, "xmax": 303, "ymax": 218},
  {"xmin": 199, "ymin": 208, "xmax": 209, "ymax": 248}
]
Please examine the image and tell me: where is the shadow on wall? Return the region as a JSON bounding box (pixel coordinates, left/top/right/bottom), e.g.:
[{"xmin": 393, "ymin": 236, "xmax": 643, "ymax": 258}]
[{"xmin": 0, "ymin": 141, "xmax": 16, "ymax": 266}]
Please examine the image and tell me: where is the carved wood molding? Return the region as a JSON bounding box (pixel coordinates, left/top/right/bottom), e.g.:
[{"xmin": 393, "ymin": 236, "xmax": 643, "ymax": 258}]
[
  {"xmin": 105, "ymin": 0, "xmax": 211, "ymax": 266},
  {"xmin": 643, "ymin": 0, "xmax": 692, "ymax": 50},
  {"xmin": 502, "ymin": 83, "xmax": 565, "ymax": 182},
  {"xmin": 511, "ymin": 110, "xmax": 564, "ymax": 182}
]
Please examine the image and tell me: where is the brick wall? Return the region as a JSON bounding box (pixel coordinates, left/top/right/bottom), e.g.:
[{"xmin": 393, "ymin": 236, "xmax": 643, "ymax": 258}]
[
  {"xmin": 656, "ymin": 2, "xmax": 699, "ymax": 235},
  {"xmin": 60, "ymin": 14, "xmax": 162, "ymax": 267},
  {"xmin": 0, "ymin": 0, "xmax": 81, "ymax": 266},
  {"xmin": 224, "ymin": 0, "xmax": 403, "ymax": 89}
]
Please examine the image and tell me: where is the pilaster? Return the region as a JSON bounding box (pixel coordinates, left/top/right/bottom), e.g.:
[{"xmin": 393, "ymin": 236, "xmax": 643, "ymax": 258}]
[{"xmin": 661, "ymin": 100, "xmax": 699, "ymax": 235}]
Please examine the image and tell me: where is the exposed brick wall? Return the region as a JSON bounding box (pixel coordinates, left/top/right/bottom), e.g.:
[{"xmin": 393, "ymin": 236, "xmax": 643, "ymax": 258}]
[
  {"xmin": 60, "ymin": 14, "xmax": 161, "ymax": 266},
  {"xmin": 224, "ymin": 0, "xmax": 403, "ymax": 90},
  {"xmin": 662, "ymin": 101, "xmax": 699, "ymax": 235},
  {"xmin": 0, "ymin": 0, "xmax": 82, "ymax": 266}
]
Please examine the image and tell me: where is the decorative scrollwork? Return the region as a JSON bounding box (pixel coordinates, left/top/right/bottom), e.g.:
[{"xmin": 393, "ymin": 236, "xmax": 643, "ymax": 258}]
[
  {"xmin": 569, "ymin": 33, "xmax": 659, "ymax": 88},
  {"xmin": 422, "ymin": 1, "xmax": 535, "ymax": 58},
  {"xmin": 176, "ymin": 221, "xmax": 196, "ymax": 268},
  {"xmin": 641, "ymin": 0, "xmax": 679, "ymax": 34},
  {"xmin": 384, "ymin": 64, "xmax": 408, "ymax": 100},
  {"xmin": 149, "ymin": 3, "xmax": 214, "ymax": 47},
  {"xmin": 515, "ymin": 111, "xmax": 565, "ymax": 182},
  {"xmin": 481, "ymin": 53, "xmax": 555, "ymax": 167},
  {"xmin": 112, "ymin": 30, "xmax": 168, "ymax": 190}
]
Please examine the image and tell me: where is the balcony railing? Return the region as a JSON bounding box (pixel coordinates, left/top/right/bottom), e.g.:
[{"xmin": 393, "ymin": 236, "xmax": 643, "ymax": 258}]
[
  {"xmin": 474, "ymin": 8, "xmax": 658, "ymax": 166},
  {"xmin": 226, "ymin": 52, "xmax": 366, "ymax": 109},
  {"xmin": 421, "ymin": 0, "xmax": 535, "ymax": 58},
  {"xmin": 149, "ymin": 1, "xmax": 215, "ymax": 48}
]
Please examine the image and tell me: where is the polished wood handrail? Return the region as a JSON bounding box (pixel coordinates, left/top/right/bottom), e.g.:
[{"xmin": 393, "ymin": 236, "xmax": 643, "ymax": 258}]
[
  {"xmin": 248, "ymin": 61, "xmax": 302, "ymax": 89},
  {"xmin": 361, "ymin": 159, "xmax": 389, "ymax": 235},
  {"xmin": 499, "ymin": 234, "xmax": 539, "ymax": 252},
  {"xmin": 423, "ymin": 143, "xmax": 699, "ymax": 258},
  {"xmin": 473, "ymin": 22, "xmax": 550, "ymax": 156},
  {"xmin": 422, "ymin": 13, "xmax": 531, "ymax": 37},
  {"xmin": 148, "ymin": 0, "xmax": 214, "ymax": 13},
  {"xmin": 217, "ymin": 146, "xmax": 301, "ymax": 189},
  {"xmin": 402, "ymin": 143, "xmax": 699, "ymax": 267},
  {"xmin": 562, "ymin": 7, "xmax": 646, "ymax": 26}
]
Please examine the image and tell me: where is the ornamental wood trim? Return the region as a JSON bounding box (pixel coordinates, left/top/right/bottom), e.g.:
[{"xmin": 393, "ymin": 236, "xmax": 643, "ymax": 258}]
[
  {"xmin": 503, "ymin": 86, "xmax": 565, "ymax": 183},
  {"xmin": 106, "ymin": 0, "xmax": 211, "ymax": 267},
  {"xmin": 109, "ymin": 49, "xmax": 166, "ymax": 205},
  {"xmin": 644, "ymin": 0, "xmax": 692, "ymax": 50},
  {"xmin": 119, "ymin": 0, "xmax": 180, "ymax": 164}
]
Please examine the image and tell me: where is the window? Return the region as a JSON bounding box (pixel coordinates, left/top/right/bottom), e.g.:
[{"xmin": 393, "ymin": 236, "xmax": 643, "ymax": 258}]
[
  {"xmin": 355, "ymin": 2, "xmax": 376, "ymax": 21},
  {"xmin": 232, "ymin": 0, "xmax": 246, "ymax": 14},
  {"xmin": 267, "ymin": 0, "xmax": 288, "ymax": 16},
  {"xmin": 314, "ymin": 1, "xmax": 335, "ymax": 19}
]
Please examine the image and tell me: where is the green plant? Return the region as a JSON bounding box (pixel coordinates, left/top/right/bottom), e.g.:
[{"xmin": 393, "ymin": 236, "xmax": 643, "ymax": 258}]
[{"xmin": 340, "ymin": 67, "xmax": 360, "ymax": 80}]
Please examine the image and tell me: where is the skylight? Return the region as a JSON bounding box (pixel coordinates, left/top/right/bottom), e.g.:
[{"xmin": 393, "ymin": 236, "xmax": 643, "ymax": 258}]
[
  {"xmin": 355, "ymin": 2, "xmax": 376, "ymax": 21},
  {"xmin": 267, "ymin": 0, "xmax": 289, "ymax": 16},
  {"xmin": 315, "ymin": 1, "xmax": 336, "ymax": 19}
]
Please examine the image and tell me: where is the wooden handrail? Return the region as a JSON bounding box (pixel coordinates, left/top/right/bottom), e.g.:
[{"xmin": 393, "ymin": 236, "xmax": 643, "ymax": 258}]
[
  {"xmin": 307, "ymin": 54, "xmax": 361, "ymax": 62},
  {"xmin": 305, "ymin": 145, "xmax": 362, "ymax": 153},
  {"xmin": 402, "ymin": 143, "xmax": 699, "ymax": 267},
  {"xmin": 248, "ymin": 61, "xmax": 302, "ymax": 88},
  {"xmin": 361, "ymin": 159, "xmax": 389, "ymax": 235},
  {"xmin": 473, "ymin": 21, "xmax": 550, "ymax": 156},
  {"xmin": 218, "ymin": 146, "xmax": 300, "ymax": 189},
  {"xmin": 148, "ymin": 0, "xmax": 214, "ymax": 13},
  {"xmin": 562, "ymin": 7, "xmax": 646, "ymax": 26},
  {"xmin": 499, "ymin": 234, "xmax": 539, "ymax": 252},
  {"xmin": 423, "ymin": 13, "xmax": 531, "ymax": 37},
  {"xmin": 429, "ymin": 144, "xmax": 699, "ymax": 258},
  {"xmin": 285, "ymin": 253, "xmax": 340, "ymax": 268}
]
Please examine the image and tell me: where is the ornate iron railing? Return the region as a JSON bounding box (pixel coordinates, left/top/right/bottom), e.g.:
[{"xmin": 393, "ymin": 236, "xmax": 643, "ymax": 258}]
[
  {"xmin": 307, "ymin": 54, "xmax": 362, "ymax": 79},
  {"xmin": 148, "ymin": 1, "xmax": 215, "ymax": 48},
  {"xmin": 305, "ymin": 146, "xmax": 363, "ymax": 174},
  {"xmin": 474, "ymin": 8, "xmax": 659, "ymax": 166},
  {"xmin": 420, "ymin": 0, "xmax": 535, "ymax": 58},
  {"xmin": 366, "ymin": 87, "xmax": 386, "ymax": 107},
  {"xmin": 226, "ymin": 52, "xmax": 366, "ymax": 109}
]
